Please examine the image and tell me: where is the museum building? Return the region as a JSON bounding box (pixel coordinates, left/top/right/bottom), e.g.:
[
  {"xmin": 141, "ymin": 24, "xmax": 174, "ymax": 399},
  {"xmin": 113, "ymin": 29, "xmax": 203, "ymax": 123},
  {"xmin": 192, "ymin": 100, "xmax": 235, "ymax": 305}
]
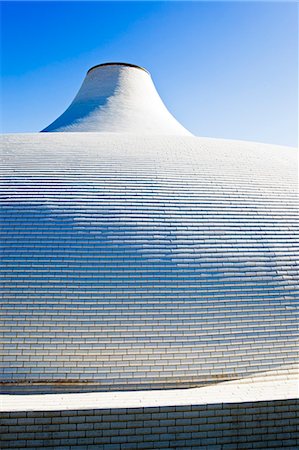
[{"xmin": 1, "ymin": 63, "xmax": 298, "ymax": 448}]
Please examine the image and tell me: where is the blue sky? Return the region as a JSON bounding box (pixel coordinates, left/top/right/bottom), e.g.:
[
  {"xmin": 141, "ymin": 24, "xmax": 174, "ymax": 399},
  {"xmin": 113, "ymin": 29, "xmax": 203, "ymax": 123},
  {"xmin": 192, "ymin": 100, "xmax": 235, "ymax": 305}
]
[{"xmin": 1, "ymin": 1, "xmax": 298, "ymax": 146}]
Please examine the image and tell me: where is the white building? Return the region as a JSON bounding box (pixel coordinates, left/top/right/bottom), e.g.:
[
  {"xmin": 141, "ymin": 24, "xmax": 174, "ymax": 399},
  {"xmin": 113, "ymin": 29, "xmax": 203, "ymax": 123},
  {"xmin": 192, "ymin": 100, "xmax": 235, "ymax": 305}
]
[{"xmin": 1, "ymin": 63, "xmax": 298, "ymax": 449}]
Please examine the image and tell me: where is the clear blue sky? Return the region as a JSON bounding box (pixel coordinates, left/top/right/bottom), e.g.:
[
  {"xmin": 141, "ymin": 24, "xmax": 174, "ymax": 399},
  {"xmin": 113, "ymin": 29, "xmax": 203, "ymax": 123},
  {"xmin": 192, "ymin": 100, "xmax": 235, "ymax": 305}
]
[{"xmin": 1, "ymin": 1, "xmax": 298, "ymax": 146}]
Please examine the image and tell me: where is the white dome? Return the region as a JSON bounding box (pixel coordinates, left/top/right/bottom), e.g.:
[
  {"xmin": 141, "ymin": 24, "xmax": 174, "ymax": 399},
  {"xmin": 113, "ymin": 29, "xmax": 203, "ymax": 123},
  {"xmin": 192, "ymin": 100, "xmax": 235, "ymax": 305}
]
[
  {"xmin": 42, "ymin": 63, "xmax": 191, "ymax": 135},
  {"xmin": 1, "ymin": 63, "xmax": 297, "ymax": 393},
  {"xmin": 1, "ymin": 131, "xmax": 297, "ymax": 392}
]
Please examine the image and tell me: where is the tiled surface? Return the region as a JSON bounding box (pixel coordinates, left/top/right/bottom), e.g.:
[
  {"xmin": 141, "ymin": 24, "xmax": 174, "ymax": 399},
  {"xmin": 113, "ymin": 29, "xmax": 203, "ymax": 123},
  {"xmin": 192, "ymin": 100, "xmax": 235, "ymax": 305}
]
[
  {"xmin": 1, "ymin": 365, "xmax": 298, "ymax": 411},
  {"xmin": 1, "ymin": 133, "xmax": 298, "ymax": 389},
  {"xmin": 1, "ymin": 399, "xmax": 298, "ymax": 449},
  {"xmin": 43, "ymin": 65, "xmax": 191, "ymax": 135}
]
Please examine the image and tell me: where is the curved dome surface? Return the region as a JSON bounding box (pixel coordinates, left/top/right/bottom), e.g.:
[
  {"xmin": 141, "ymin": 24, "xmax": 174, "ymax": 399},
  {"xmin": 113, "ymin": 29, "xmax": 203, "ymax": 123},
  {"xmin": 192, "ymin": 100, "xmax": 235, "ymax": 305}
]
[
  {"xmin": 1, "ymin": 63, "xmax": 298, "ymax": 392},
  {"xmin": 1, "ymin": 131, "xmax": 297, "ymax": 391},
  {"xmin": 42, "ymin": 63, "xmax": 191, "ymax": 135}
]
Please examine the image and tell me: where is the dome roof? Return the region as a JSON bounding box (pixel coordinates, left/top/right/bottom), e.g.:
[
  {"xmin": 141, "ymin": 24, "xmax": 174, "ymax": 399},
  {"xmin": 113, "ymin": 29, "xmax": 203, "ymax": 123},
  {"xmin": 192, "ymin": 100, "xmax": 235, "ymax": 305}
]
[
  {"xmin": 1, "ymin": 131, "xmax": 297, "ymax": 392},
  {"xmin": 42, "ymin": 63, "xmax": 191, "ymax": 135},
  {"xmin": 1, "ymin": 64, "xmax": 297, "ymax": 393}
]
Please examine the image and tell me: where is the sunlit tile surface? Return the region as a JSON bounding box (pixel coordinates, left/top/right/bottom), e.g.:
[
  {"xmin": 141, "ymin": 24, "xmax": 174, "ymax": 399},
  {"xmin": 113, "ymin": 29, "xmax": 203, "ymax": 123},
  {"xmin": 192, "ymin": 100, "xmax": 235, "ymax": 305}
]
[{"xmin": 1, "ymin": 133, "xmax": 298, "ymax": 390}]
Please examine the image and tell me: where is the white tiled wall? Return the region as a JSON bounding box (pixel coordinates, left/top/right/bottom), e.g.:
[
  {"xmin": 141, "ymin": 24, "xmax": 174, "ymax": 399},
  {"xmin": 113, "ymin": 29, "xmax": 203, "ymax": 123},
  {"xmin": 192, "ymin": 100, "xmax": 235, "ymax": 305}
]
[{"xmin": 1, "ymin": 134, "xmax": 298, "ymax": 389}]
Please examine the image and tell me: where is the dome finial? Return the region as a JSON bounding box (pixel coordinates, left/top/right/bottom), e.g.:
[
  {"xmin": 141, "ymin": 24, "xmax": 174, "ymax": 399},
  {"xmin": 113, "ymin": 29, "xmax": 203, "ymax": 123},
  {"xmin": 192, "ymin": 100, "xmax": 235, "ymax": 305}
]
[{"xmin": 42, "ymin": 63, "xmax": 191, "ymax": 135}]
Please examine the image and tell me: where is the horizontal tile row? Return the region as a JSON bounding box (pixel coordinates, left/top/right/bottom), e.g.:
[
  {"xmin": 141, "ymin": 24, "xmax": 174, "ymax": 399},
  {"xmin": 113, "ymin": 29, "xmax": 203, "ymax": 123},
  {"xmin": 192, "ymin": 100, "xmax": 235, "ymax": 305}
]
[{"xmin": 1, "ymin": 399, "xmax": 298, "ymax": 449}]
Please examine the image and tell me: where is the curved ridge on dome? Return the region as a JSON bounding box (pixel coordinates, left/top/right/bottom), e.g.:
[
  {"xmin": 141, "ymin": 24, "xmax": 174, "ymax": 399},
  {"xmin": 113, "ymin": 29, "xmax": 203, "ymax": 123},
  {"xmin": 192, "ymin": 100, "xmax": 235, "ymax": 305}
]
[{"xmin": 87, "ymin": 62, "xmax": 150, "ymax": 75}]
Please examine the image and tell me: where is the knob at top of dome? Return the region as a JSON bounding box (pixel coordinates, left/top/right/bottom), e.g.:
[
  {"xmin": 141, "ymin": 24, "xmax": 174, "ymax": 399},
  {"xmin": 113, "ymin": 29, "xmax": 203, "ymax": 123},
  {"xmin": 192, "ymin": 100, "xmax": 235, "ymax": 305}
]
[{"xmin": 42, "ymin": 63, "xmax": 192, "ymax": 135}]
